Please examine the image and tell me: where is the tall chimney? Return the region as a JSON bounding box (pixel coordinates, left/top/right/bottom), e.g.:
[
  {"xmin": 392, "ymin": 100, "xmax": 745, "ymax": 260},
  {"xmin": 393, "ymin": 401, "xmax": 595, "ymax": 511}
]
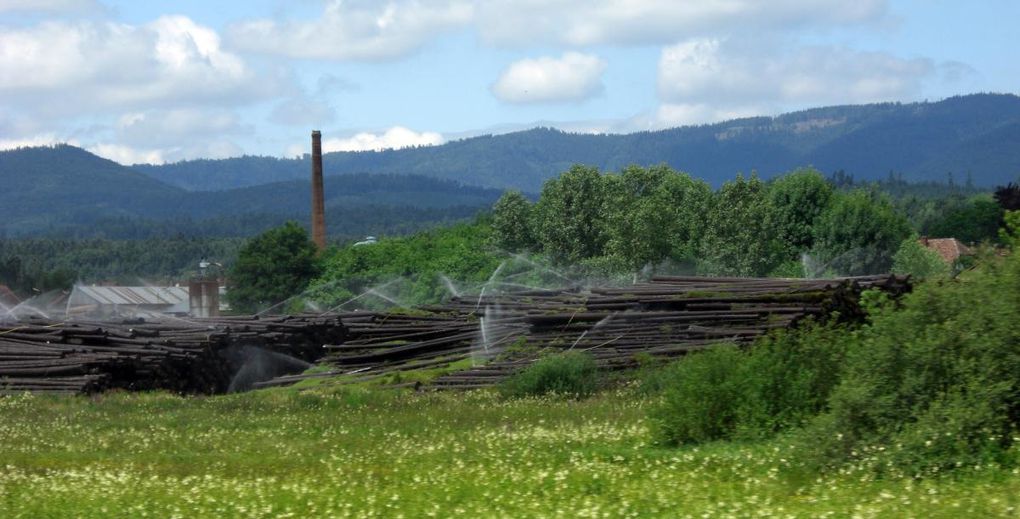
[{"xmin": 311, "ymin": 130, "xmax": 326, "ymax": 251}]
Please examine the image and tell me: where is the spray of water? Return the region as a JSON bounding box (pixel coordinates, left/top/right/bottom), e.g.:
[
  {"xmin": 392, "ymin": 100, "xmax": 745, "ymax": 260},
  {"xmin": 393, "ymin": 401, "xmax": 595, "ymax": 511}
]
[
  {"xmin": 479, "ymin": 315, "xmax": 489, "ymax": 353},
  {"xmin": 568, "ymin": 313, "xmax": 617, "ymax": 350},
  {"xmin": 493, "ymin": 281, "xmax": 550, "ymax": 291},
  {"xmin": 366, "ymin": 288, "xmax": 403, "ymax": 307},
  {"xmin": 474, "ymin": 261, "xmax": 507, "ymax": 310},
  {"xmin": 257, "ymin": 277, "xmax": 351, "ymax": 317},
  {"xmin": 471, "ymin": 302, "xmax": 511, "ymax": 366},
  {"xmin": 0, "ymin": 301, "xmax": 14, "ymax": 323},
  {"xmin": 5, "ymin": 300, "xmax": 52, "ymax": 320},
  {"xmin": 439, "ymin": 274, "xmax": 461, "ymax": 298},
  {"xmin": 320, "ymin": 278, "xmax": 404, "ymax": 314},
  {"xmin": 226, "ymin": 345, "xmax": 313, "ymax": 393},
  {"xmin": 509, "ymin": 253, "xmax": 575, "ymax": 283}
]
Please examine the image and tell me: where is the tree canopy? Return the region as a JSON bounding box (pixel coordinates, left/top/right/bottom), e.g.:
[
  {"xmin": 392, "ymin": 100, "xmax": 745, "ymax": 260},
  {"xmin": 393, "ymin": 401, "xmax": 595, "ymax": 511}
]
[{"xmin": 228, "ymin": 222, "xmax": 322, "ymax": 314}]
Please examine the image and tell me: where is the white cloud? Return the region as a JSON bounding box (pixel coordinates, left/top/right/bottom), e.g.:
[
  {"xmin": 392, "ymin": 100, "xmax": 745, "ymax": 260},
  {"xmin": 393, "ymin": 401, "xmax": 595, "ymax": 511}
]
[
  {"xmin": 100, "ymin": 109, "xmax": 249, "ymax": 163},
  {"xmin": 657, "ymin": 38, "xmax": 934, "ymax": 109},
  {"xmin": 653, "ymin": 103, "xmax": 762, "ymax": 127},
  {"xmin": 0, "ymin": 134, "xmax": 74, "ymax": 150},
  {"xmin": 0, "ymin": 16, "xmax": 271, "ymax": 114},
  {"xmin": 476, "ymin": 0, "xmax": 888, "ymax": 46},
  {"xmin": 315, "ymin": 127, "xmax": 444, "ymax": 153},
  {"xmin": 226, "ymin": 1, "xmax": 889, "ymax": 61},
  {"xmin": 491, "ymin": 52, "xmax": 607, "ymax": 104},
  {"xmin": 113, "ymin": 109, "xmax": 249, "ymax": 146},
  {"xmin": 228, "ymin": 0, "xmax": 473, "ymax": 60},
  {"xmin": 87, "ymin": 143, "xmax": 167, "ymax": 165}
]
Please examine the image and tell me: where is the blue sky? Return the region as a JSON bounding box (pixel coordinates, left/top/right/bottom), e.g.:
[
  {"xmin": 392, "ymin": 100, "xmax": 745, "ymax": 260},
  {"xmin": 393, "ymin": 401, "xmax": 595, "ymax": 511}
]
[{"xmin": 0, "ymin": 0, "xmax": 1016, "ymax": 164}]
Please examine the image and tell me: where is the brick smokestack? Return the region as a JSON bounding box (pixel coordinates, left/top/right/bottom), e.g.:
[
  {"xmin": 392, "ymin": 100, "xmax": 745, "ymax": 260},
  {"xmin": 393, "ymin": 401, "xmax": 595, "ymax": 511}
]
[{"xmin": 311, "ymin": 130, "xmax": 326, "ymax": 251}]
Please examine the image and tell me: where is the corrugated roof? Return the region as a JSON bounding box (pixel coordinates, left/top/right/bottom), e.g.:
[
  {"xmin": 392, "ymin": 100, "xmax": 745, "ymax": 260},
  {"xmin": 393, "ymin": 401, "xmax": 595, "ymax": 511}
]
[{"xmin": 72, "ymin": 286, "xmax": 188, "ymax": 306}]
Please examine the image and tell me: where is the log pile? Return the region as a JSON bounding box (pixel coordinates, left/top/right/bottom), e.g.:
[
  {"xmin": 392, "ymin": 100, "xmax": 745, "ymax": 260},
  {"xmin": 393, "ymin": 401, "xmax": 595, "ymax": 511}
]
[
  {"xmin": 0, "ymin": 314, "xmax": 345, "ymax": 394},
  {"xmin": 258, "ymin": 274, "xmax": 909, "ymax": 390},
  {"xmin": 2, "ymin": 275, "xmax": 910, "ymax": 395}
]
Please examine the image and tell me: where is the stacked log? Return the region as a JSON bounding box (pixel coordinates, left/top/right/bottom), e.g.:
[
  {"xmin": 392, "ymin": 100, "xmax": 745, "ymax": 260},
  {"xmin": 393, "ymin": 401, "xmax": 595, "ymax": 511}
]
[
  {"xmin": 0, "ymin": 314, "xmax": 345, "ymax": 394},
  {"xmin": 259, "ymin": 274, "xmax": 909, "ymax": 390},
  {"xmin": 2, "ymin": 275, "xmax": 910, "ymax": 394}
]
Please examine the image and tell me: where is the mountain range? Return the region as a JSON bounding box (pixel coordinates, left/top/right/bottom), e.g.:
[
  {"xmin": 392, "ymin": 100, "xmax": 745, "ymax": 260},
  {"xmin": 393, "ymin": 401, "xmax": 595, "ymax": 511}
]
[
  {"xmin": 0, "ymin": 145, "xmax": 500, "ymax": 238},
  {"xmin": 3, "ymin": 93, "xmax": 1020, "ymax": 238},
  {"xmin": 136, "ymin": 93, "xmax": 1020, "ymax": 192}
]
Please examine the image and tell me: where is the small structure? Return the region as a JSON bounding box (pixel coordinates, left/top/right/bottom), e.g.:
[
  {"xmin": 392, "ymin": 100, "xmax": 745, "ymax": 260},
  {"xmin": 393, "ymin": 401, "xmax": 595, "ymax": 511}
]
[
  {"xmin": 919, "ymin": 237, "xmax": 972, "ymax": 264},
  {"xmin": 353, "ymin": 236, "xmax": 378, "ymax": 247},
  {"xmin": 67, "ymin": 285, "xmax": 189, "ymax": 319},
  {"xmin": 189, "ymin": 259, "xmax": 222, "ymax": 318},
  {"xmin": 188, "ymin": 279, "xmax": 220, "ymax": 318}
]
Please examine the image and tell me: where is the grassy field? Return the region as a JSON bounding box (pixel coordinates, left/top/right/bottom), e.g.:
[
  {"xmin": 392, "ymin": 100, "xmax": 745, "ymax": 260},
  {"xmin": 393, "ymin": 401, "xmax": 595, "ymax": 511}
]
[{"xmin": 0, "ymin": 386, "xmax": 1018, "ymax": 518}]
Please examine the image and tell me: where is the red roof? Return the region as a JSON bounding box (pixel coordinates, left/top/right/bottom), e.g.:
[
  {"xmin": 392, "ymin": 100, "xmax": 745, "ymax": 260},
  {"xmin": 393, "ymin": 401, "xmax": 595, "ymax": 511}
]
[
  {"xmin": 919, "ymin": 238, "xmax": 972, "ymax": 263},
  {"xmin": 0, "ymin": 284, "xmax": 20, "ymax": 307}
]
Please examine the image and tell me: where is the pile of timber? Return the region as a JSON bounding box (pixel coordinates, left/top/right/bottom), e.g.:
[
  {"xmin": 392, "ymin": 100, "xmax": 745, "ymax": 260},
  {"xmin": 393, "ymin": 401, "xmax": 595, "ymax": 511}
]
[
  {"xmin": 256, "ymin": 274, "xmax": 909, "ymax": 390},
  {"xmin": 1, "ymin": 275, "xmax": 911, "ymax": 395},
  {"xmin": 0, "ymin": 314, "xmax": 344, "ymax": 395}
]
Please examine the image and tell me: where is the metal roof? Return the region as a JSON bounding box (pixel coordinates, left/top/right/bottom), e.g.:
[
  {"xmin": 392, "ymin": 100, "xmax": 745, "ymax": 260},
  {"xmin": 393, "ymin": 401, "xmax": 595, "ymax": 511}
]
[{"xmin": 71, "ymin": 286, "xmax": 189, "ymax": 306}]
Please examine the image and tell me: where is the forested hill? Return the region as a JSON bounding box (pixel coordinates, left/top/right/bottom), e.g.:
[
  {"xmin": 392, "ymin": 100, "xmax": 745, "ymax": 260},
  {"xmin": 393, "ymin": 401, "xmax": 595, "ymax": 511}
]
[
  {"xmin": 0, "ymin": 145, "xmax": 500, "ymax": 238},
  {"xmin": 135, "ymin": 93, "xmax": 1020, "ymax": 192}
]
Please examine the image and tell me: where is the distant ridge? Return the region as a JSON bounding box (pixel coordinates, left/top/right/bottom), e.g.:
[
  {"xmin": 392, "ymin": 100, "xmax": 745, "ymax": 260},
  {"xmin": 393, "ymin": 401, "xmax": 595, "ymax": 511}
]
[
  {"xmin": 0, "ymin": 145, "xmax": 500, "ymax": 238},
  {"xmin": 135, "ymin": 93, "xmax": 1020, "ymax": 192}
]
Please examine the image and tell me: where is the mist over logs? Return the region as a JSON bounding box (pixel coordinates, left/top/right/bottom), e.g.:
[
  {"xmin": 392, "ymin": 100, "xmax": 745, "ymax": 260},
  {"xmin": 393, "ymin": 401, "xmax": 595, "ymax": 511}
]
[
  {"xmin": 256, "ymin": 274, "xmax": 911, "ymax": 391},
  {"xmin": 1, "ymin": 275, "xmax": 909, "ymax": 395},
  {"xmin": 0, "ymin": 315, "xmax": 345, "ymax": 394}
]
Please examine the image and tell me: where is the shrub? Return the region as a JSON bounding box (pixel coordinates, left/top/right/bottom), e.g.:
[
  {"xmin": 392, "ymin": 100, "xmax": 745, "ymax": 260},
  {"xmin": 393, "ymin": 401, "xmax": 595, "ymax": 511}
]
[
  {"xmin": 649, "ymin": 322, "xmax": 850, "ymax": 445},
  {"xmin": 649, "ymin": 345, "xmax": 750, "ymax": 445},
  {"xmin": 801, "ymin": 247, "xmax": 1020, "ymax": 475},
  {"xmin": 891, "ymin": 236, "xmax": 949, "ymax": 279},
  {"xmin": 499, "ymin": 352, "xmax": 600, "ymax": 398}
]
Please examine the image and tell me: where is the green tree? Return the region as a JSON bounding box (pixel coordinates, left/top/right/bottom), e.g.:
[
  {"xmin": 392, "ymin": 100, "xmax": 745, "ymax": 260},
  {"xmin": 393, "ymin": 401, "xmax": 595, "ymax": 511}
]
[
  {"xmin": 768, "ymin": 168, "xmax": 834, "ymax": 256},
  {"xmin": 534, "ymin": 165, "xmax": 610, "ymax": 264},
  {"xmin": 309, "ymin": 220, "xmax": 502, "ymax": 310},
  {"xmin": 811, "ymin": 190, "xmax": 912, "ymax": 276},
  {"xmin": 604, "ymin": 165, "xmax": 711, "ymax": 270},
  {"xmin": 228, "ymin": 222, "xmax": 321, "ymax": 314},
  {"xmin": 699, "ymin": 174, "xmax": 782, "ymax": 277},
  {"xmin": 891, "ymin": 237, "xmax": 949, "ymax": 279},
  {"xmin": 1000, "ymin": 210, "xmax": 1020, "ymax": 249},
  {"xmin": 491, "ymin": 191, "xmax": 537, "ymax": 251},
  {"xmin": 928, "ymin": 197, "xmax": 1003, "ymax": 244}
]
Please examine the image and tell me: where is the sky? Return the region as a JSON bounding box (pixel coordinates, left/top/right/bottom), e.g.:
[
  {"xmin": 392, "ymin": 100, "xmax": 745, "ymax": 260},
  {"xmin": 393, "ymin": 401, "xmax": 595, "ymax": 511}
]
[{"xmin": 0, "ymin": 0, "xmax": 1017, "ymax": 165}]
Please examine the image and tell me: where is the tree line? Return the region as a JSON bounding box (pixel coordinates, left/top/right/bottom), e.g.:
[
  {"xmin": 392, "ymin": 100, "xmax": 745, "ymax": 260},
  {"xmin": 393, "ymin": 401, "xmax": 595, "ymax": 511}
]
[{"xmin": 491, "ymin": 165, "xmax": 1013, "ymax": 278}]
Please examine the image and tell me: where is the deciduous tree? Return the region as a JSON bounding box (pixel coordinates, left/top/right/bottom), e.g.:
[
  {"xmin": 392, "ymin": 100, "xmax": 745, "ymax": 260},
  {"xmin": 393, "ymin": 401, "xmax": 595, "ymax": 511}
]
[{"xmin": 228, "ymin": 222, "xmax": 321, "ymax": 313}]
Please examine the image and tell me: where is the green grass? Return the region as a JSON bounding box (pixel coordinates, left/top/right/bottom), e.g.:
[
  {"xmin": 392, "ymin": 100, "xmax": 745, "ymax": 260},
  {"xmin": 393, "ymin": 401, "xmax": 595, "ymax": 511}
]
[{"xmin": 1, "ymin": 387, "xmax": 1018, "ymax": 518}]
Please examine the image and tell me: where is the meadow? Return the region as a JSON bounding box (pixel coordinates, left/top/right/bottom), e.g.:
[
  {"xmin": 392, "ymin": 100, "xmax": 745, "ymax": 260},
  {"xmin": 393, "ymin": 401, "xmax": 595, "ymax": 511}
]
[{"xmin": 1, "ymin": 386, "xmax": 1017, "ymax": 518}]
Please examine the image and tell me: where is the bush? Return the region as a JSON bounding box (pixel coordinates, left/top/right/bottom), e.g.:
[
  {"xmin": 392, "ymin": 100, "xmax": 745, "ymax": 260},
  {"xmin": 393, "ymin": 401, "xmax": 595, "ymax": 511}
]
[
  {"xmin": 649, "ymin": 322, "xmax": 850, "ymax": 445},
  {"xmin": 499, "ymin": 352, "xmax": 600, "ymax": 398},
  {"xmin": 801, "ymin": 247, "xmax": 1020, "ymax": 475},
  {"xmin": 891, "ymin": 236, "xmax": 949, "ymax": 279},
  {"xmin": 649, "ymin": 345, "xmax": 751, "ymax": 445}
]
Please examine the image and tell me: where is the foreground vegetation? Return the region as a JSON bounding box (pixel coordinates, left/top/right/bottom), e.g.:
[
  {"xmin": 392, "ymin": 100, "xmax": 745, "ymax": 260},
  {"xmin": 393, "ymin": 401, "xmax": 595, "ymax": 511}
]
[
  {"xmin": 2, "ymin": 218, "xmax": 1018, "ymax": 517},
  {"xmin": 1, "ymin": 387, "xmax": 1018, "ymax": 518}
]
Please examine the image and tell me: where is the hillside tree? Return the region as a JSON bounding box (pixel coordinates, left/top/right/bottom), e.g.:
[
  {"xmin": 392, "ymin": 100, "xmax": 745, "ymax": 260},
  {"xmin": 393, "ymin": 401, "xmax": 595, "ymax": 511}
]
[
  {"xmin": 491, "ymin": 190, "xmax": 537, "ymax": 251},
  {"xmin": 698, "ymin": 174, "xmax": 783, "ymax": 277},
  {"xmin": 768, "ymin": 168, "xmax": 834, "ymax": 256},
  {"xmin": 604, "ymin": 165, "xmax": 711, "ymax": 270},
  {"xmin": 534, "ymin": 165, "xmax": 610, "ymax": 264},
  {"xmin": 811, "ymin": 190, "xmax": 912, "ymax": 276},
  {"xmin": 228, "ymin": 222, "xmax": 322, "ymax": 313}
]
